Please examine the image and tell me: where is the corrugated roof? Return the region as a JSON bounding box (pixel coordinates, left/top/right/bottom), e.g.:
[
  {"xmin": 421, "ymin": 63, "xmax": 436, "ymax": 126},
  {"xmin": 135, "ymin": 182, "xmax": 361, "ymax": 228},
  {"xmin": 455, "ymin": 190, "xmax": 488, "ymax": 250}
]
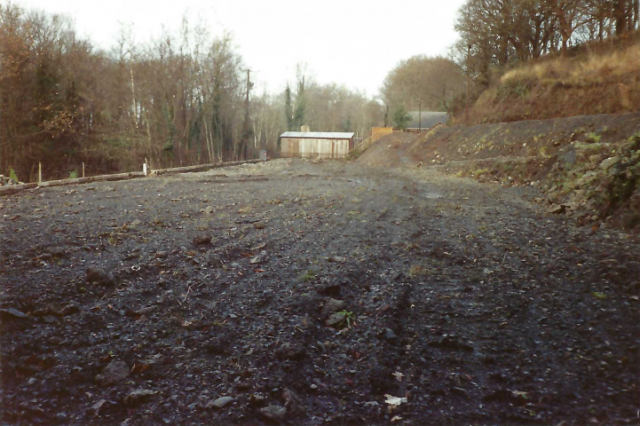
[{"xmin": 280, "ymin": 132, "xmax": 355, "ymax": 139}]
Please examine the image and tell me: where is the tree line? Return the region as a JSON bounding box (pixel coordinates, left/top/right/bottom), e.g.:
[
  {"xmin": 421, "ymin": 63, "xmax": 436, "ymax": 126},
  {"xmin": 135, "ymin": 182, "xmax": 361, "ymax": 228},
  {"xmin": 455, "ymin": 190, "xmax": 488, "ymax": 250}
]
[
  {"xmin": 380, "ymin": 0, "xmax": 638, "ymax": 126},
  {"xmin": 452, "ymin": 0, "xmax": 639, "ymax": 87},
  {"xmin": 2, "ymin": 2, "xmax": 638, "ymax": 181},
  {"xmin": 0, "ymin": 4, "xmax": 382, "ymax": 182}
]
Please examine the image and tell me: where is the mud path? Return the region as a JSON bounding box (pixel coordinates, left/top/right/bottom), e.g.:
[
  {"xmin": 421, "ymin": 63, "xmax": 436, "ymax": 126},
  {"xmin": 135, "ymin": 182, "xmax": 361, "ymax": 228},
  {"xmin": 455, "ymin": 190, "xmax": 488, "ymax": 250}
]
[{"xmin": 1, "ymin": 159, "xmax": 638, "ymax": 425}]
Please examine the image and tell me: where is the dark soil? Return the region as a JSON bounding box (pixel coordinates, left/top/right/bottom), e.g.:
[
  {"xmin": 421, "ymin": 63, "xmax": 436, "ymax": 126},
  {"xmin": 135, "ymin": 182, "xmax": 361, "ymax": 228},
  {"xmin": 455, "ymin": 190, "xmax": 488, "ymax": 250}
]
[{"xmin": 1, "ymin": 159, "xmax": 639, "ymax": 425}]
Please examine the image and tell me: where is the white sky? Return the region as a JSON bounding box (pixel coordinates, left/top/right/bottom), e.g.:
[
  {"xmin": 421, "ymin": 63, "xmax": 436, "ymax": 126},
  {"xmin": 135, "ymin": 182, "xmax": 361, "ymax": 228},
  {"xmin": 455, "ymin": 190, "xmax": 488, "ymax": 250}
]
[{"xmin": 11, "ymin": 0, "xmax": 466, "ymax": 97}]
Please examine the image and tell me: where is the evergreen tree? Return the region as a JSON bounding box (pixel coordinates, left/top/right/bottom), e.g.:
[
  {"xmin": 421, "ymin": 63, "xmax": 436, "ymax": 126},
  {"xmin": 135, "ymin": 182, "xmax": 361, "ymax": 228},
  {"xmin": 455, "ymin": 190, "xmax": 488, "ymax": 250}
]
[{"xmin": 284, "ymin": 85, "xmax": 293, "ymax": 131}]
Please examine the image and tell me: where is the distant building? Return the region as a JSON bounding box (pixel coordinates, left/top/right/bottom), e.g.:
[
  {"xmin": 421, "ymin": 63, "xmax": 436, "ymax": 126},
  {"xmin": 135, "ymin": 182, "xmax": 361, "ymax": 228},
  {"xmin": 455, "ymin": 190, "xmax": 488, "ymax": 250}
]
[
  {"xmin": 407, "ymin": 111, "xmax": 449, "ymax": 130},
  {"xmin": 280, "ymin": 130, "xmax": 355, "ymax": 159}
]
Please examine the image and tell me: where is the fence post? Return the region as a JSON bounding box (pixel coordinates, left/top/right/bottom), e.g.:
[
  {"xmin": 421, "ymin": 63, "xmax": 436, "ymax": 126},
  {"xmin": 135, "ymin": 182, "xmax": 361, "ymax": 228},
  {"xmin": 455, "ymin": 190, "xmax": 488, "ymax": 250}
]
[
  {"xmin": 82, "ymin": 162, "xmax": 85, "ymax": 178},
  {"xmin": 38, "ymin": 162, "xmax": 42, "ymax": 183}
]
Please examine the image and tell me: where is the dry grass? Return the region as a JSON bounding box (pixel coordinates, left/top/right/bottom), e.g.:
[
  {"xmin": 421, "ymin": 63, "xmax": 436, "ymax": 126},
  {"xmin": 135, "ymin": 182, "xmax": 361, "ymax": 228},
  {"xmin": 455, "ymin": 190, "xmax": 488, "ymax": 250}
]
[{"xmin": 501, "ymin": 43, "xmax": 640, "ymax": 88}]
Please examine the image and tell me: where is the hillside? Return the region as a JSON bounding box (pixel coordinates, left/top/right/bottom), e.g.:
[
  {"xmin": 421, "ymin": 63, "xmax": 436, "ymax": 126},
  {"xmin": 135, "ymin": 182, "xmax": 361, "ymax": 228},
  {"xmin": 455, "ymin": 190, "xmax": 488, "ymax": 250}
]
[
  {"xmin": 463, "ymin": 35, "xmax": 640, "ymax": 124},
  {"xmin": 358, "ymin": 112, "xmax": 640, "ymax": 231}
]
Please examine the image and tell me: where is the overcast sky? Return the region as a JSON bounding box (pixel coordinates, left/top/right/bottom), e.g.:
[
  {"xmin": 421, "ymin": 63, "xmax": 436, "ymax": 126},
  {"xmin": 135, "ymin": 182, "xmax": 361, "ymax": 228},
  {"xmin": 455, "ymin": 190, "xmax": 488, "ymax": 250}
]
[{"xmin": 12, "ymin": 0, "xmax": 467, "ymax": 97}]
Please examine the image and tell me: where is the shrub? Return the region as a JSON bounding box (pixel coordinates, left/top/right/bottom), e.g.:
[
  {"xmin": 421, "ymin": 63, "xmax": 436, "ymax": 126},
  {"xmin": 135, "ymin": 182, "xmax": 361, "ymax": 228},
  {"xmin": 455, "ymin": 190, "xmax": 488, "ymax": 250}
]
[
  {"xmin": 586, "ymin": 132, "xmax": 601, "ymax": 143},
  {"xmin": 9, "ymin": 167, "xmax": 19, "ymax": 182}
]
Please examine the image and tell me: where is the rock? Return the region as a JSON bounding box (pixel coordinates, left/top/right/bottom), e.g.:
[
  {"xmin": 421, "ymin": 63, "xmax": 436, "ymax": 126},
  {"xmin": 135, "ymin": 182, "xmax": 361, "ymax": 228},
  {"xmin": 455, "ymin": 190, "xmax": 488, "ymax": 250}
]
[
  {"xmin": 203, "ymin": 206, "xmax": 214, "ymax": 214},
  {"xmin": 259, "ymin": 404, "xmax": 287, "ymax": 421},
  {"xmin": 130, "ymin": 219, "xmax": 142, "ymax": 228},
  {"xmin": 250, "ymin": 251, "xmax": 268, "ymax": 264},
  {"xmin": 250, "ymin": 393, "xmax": 267, "ymax": 407},
  {"xmin": 327, "ymin": 256, "xmax": 346, "ymax": 263},
  {"xmin": 193, "ymin": 235, "xmax": 212, "ymax": 245},
  {"xmin": 325, "ymin": 312, "xmax": 346, "ymax": 327},
  {"xmin": 0, "ymin": 308, "xmax": 29, "ymax": 319},
  {"xmin": 206, "ymin": 396, "xmax": 234, "ymax": 409},
  {"xmin": 276, "ymin": 343, "xmax": 306, "ymax": 360},
  {"xmin": 559, "ymin": 147, "xmax": 577, "ymax": 165},
  {"xmin": 206, "ymin": 250, "xmax": 224, "ymax": 268},
  {"xmin": 96, "ymin": 360, "xmax": 130, "ymax": 386},
  {"xmin": 283, "ymin": 388, "xmax": 301, "ymax": 414},
  {"xmin": 384, "ymin": 328, "xmax": 397, "ymax": 341},
  {"xmin": 156, "ymin": 251, "xmax": 169, "ymax": 259},
  {"xmin": 548, "ymin": 204, "xmax": 568, "ymax": 215},
  {"xmin": 124, "ymin": 389, "xmax": 158, "ymax": 406},
  {"xmin": 254, "ymin": 221, "xmax": 266, "ymax": 230},
  {"xmin": 320, "ymin": 298, "xmax": 346, "ymax": 318},
  {"xmin": 56, "ymin": 302, "xmax": 80, "ymax": 316},
  {"xmin": 599, "ymin": 156, "xmax": 619, "ymax": 170},
  {"xmin": 86, "ymin": 267, "xmax": 115, "ymax": 286}
]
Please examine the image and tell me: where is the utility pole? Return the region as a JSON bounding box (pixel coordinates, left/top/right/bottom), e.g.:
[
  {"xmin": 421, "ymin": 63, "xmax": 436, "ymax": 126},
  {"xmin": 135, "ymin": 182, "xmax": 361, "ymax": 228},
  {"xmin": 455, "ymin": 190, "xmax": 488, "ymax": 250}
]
[
  {"xmin": 465, "ymin": 44, "xmax": 471, "ymax": 126},
  {"xmin": 240, "ymin": 69, "xmax": 253, "ymax": 160}
]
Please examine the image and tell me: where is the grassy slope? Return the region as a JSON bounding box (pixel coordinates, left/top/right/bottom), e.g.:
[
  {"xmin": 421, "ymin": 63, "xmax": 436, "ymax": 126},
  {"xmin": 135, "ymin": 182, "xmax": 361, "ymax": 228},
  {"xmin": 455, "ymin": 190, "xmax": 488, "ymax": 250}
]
[{"xmin": 466, "ymin": 34, "xmax": 640, "ymax": 124}]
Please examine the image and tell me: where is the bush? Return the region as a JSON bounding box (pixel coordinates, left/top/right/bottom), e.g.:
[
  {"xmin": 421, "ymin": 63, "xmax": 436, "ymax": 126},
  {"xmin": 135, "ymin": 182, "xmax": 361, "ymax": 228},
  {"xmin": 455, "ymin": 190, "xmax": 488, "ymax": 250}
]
[
  {"xmin": 585, "ymin": 132, "xmax": 601, "ymax": 143},
  {"xmin": 9, "ymin": 167, "xmax": 19, "ymax": 183},
  {"xmin": 393, "ymin": 106, "xmax": 412, "ymax": 130}
]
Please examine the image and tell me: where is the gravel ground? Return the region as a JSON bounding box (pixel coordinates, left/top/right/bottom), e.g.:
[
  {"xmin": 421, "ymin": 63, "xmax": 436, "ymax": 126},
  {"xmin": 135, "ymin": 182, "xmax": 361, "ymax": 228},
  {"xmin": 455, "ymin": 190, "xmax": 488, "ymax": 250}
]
[{"xmin": 1, "ymin": 159, "xmax": 638, "ymax": 426}]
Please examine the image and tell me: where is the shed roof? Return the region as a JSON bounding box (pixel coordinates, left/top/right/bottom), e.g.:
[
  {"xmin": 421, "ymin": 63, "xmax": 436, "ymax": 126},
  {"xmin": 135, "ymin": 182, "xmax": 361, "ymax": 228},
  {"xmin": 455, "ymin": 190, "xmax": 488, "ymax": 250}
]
[{"xmin": 280, "ymin": 132, "xmax": 355, "ymax": 139}]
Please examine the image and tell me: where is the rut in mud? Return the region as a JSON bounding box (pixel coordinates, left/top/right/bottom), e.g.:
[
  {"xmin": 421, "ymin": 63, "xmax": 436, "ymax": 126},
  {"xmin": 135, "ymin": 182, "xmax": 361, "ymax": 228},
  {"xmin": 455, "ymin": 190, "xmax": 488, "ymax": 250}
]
[{"xmin": 1, "ymin": 159, "xmax": 638, "ymax": 426}]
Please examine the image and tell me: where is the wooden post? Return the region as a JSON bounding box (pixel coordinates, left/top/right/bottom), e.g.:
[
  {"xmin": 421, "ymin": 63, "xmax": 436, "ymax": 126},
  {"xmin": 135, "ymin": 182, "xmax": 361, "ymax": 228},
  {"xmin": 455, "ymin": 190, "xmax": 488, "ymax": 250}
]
[
  {"xmin": 82, "ymin": 162, "xmax": 85, "ymax": 178},
  {"xmin": 38, "ymin": 162, "xmax": 42, "ymax": 183}
]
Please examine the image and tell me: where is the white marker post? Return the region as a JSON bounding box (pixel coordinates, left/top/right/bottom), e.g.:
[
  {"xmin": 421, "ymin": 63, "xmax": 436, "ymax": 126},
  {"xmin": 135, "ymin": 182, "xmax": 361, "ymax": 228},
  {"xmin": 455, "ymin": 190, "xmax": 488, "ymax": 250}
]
[{"xmin": 38, "ymin": 162, "xmax": 42, "ymax": 183}]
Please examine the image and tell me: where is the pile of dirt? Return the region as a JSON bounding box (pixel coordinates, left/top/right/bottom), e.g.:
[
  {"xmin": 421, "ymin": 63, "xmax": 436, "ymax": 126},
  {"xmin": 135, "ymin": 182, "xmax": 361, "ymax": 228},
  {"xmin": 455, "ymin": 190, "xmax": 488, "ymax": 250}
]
[
  {"xmin": 358, "ymin": 113, "xmax": 640, "ymax": 231},
  {"xmin": 1, "ymin": 160, "xmax": 638, "ymax": 425}
]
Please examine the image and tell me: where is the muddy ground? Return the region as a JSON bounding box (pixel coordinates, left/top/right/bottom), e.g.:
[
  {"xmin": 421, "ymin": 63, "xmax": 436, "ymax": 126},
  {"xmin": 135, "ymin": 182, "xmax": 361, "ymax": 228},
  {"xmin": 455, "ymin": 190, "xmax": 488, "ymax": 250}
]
[{"xmin": 1, "ymin": 159, "xmax": 639, "ymax": 426}]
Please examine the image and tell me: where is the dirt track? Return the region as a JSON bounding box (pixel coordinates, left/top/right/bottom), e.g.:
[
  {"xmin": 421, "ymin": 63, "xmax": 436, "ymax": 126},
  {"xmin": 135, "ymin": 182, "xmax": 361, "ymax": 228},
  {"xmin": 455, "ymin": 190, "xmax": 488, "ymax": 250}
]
[{"xmin": 1, "ymin": 159, "xmax": 639, "ymax": 425}]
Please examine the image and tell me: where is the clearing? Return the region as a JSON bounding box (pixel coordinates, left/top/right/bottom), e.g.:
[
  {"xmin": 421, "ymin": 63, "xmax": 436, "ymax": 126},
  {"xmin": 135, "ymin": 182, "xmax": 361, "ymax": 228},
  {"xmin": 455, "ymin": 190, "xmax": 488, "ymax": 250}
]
[{"xmin": 0, "ymin": 159, "xmax": 638, "ymax": 425}]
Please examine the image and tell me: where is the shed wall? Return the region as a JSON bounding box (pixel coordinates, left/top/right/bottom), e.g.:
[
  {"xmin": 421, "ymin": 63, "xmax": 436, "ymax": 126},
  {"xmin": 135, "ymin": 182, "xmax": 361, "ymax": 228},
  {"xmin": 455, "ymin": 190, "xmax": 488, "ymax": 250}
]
[{"xmin": 281, "ymin": 138, "xmax": 351, "ymax": 159}]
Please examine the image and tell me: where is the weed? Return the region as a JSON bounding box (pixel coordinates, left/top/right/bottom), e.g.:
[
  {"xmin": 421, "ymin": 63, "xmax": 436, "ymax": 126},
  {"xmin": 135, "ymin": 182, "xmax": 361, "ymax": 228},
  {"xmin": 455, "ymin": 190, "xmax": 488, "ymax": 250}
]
[
  {"xmin": 586, "ymin": 132, "xmax": 601, "ymax": 143},
  {"xmin": 9, "ymin": 167, "xmax": 19, "ymax": 183},
  {"xmin": 337, "ymin": 310, "xmax": 356, "ymax": 328},
  {"xmin": 626, "ymin": 132, "xmax": 640, "ymax": 144},
  {"xmin": 300, "ymin": 269, "xmax": 316, "ymax": 282},
  {"xmin": 69, "ymin": 170, "xmax": 79, "ymax": 179}
]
